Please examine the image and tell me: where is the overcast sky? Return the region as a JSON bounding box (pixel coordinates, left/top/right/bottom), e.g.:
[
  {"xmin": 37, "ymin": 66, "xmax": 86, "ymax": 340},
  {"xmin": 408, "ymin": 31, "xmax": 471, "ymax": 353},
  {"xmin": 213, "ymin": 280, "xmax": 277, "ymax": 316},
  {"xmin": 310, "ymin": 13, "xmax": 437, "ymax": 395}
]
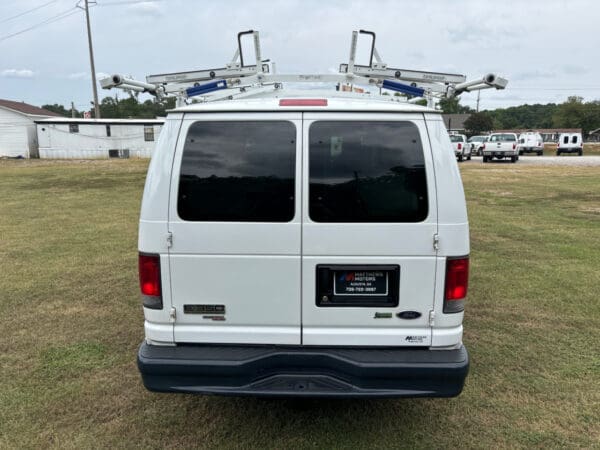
[{"xmin": 1, "ymin": 0, "xmax": 598, "ymax": 111}]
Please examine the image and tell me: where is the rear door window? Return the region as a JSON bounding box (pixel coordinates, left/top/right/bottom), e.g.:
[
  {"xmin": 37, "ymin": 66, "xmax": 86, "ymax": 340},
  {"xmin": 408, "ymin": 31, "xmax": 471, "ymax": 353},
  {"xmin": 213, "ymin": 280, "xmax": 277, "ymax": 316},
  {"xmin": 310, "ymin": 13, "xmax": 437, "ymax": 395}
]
[
  {"xmin": 309, "ymin": 121, "xmax": 428, "ymax": 223},
  {"xmin": 572, "ymin": 135, "xmax": 578, "ymax": 144},
  {"xmin": 178, "ymin": 121, "xmax": 296, "ymax": 222}
]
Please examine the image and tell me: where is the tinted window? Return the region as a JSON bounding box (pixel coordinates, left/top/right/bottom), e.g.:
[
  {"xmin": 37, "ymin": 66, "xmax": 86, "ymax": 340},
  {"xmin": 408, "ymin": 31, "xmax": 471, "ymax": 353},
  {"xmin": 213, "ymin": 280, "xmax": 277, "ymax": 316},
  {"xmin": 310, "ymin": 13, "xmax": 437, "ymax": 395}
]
[
  {"xmin": 178, "ymin": 121, "xmax": 296, "ymax": 222},
  {"xmin": 572, "ymin": 135, "xmax": 578, "ymax": 144},
  {"xmin": 309, "ymin": 121, "xmax": 428, "ymax": 223},
  {"xmin": 490, "ymin": 134, "xmax": 516, "ymax": 142},
  {"xmin": 563, "ymin": 135, "xmax": 569, "ymax": 144}
]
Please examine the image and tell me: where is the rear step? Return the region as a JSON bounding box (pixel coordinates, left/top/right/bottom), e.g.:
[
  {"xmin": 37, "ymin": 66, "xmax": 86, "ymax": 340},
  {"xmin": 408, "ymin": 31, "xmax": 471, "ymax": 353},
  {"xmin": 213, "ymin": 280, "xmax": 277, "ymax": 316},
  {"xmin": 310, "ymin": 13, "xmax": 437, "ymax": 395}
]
[{"xmin": 138, "ymin": 343, "xmax": 469, "ymax": 398}]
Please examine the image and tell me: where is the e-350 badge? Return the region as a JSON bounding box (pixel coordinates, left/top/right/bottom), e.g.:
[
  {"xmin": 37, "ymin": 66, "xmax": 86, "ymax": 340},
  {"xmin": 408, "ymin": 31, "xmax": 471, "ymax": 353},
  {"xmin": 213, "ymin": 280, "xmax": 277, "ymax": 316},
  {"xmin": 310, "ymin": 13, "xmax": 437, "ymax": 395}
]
[{"xmin": 184, "ymin": 304, "xmax": 226, "ymax": 321}]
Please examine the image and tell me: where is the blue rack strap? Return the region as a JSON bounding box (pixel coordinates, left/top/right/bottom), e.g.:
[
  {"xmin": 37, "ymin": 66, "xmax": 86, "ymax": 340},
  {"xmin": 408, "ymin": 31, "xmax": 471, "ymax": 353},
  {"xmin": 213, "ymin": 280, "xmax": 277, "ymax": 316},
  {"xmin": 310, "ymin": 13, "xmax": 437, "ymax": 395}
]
[
  {"xmin": 186, "ymin": 80, "xmax": 227, "ymax": 97},
  {"xmin": 381, "ymin": 79, "xmax": 425, "ymax": 97}
]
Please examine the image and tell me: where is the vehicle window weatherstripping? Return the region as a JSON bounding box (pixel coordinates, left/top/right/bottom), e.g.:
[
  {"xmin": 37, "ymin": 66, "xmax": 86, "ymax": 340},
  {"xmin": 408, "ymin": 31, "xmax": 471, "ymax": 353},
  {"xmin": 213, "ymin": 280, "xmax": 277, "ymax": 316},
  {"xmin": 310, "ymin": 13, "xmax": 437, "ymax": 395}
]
[
  {"xmin": 309, "ymin": 121, "xmax": 428, "ymax": 223},
  {"xmin": 178, "ymin": 121, "xmax": 296, "ymax": 222}
]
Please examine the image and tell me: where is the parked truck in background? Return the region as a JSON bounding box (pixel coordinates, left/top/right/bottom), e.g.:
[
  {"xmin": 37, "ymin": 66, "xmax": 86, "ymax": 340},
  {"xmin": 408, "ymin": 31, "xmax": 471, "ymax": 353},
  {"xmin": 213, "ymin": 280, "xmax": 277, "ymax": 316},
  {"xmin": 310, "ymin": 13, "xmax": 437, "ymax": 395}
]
[
  {"xmin": 482, "ymin": 132, "xmax": 519, "ymax": 163},
  {"xmin": 556, "ymin": 132, "xmax": 583, "ymax": 156},
  {"xmin": 517, "ymin": 131, "xmax": 544, "ymax": 156},
  {"xmin": 450, "ymin": 134, "xmax": 470, "ymax": 162},
  {"xmin": 468, "ymin": 135, "xmax": 487, "ymax": 156}
]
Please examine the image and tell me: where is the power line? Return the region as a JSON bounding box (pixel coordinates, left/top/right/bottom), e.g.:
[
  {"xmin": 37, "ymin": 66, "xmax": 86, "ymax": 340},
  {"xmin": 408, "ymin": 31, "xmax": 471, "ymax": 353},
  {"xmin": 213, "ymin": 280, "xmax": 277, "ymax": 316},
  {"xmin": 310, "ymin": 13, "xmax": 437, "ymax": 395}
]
[
  {"xmin": 0, "ymin": 7, "xmax": 81, "ymax": 43},
  {"xmin": 0, "ymin": 0, "xmax": 59, "ymax": 24}
]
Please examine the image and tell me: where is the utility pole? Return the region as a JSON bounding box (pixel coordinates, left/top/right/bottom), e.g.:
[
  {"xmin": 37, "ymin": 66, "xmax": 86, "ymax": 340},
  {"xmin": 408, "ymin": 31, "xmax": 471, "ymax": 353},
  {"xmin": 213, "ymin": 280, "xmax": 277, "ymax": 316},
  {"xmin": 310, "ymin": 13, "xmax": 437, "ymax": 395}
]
[
  {"xmin": 476, "ymin": 90, "xmax": 481, "ymax": 113},
  {"xmin": 79, "ymin": 0, "xmax": 100, "ymax": 118},
  {"xmin": 71, "ymin": 101, "xmax": 76, "ymax": 118}
]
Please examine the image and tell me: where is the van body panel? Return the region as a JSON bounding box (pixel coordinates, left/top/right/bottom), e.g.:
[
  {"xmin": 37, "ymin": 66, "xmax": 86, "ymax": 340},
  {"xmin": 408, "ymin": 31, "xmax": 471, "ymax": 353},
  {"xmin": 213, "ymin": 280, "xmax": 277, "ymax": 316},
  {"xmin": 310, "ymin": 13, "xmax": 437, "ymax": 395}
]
[
  {"xmin": 137, "ymin": 101, "xmax": 470, "ymax": 396},
  {"xmin": 138, "ymin": 119, "xmax": 183, "ymax": 343},
  {"xmin": 431, "ymin": 325, "xmax": 463, "ymax": 347},
  {"xmin": 300, "ymin": 113, "xmax": 438, "ymax": 346},
  {"xmin": 167, "ymin": 113, "xmax": 303, "ymax": 345},
  {"xmin": 424, "ymin": 116, "xmax": 470, "ymax": 242}
]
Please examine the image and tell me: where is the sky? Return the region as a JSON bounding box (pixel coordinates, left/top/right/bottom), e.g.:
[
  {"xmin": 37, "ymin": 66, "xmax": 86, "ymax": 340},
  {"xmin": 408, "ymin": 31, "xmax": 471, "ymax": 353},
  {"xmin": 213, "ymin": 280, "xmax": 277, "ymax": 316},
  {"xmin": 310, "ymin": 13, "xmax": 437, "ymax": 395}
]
[{"xmin": 0, "ymin": 0, "xmax": 599, "ymax": 112}]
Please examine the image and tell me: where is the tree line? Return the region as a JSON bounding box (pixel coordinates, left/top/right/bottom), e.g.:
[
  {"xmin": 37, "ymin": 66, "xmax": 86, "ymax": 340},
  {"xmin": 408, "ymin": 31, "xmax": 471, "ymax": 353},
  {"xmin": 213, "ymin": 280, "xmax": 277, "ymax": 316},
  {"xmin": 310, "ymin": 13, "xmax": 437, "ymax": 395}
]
[
  {"xmin": 43, "ymin": 94, "xmax": 600, "ymax": 137},
  {"xmin": 443, "ymin": 96, "xmax": 600, "ymax": 136},
  {"xmin": 42, "ymin": 95, "xmax": 177, "ymax": 120}
]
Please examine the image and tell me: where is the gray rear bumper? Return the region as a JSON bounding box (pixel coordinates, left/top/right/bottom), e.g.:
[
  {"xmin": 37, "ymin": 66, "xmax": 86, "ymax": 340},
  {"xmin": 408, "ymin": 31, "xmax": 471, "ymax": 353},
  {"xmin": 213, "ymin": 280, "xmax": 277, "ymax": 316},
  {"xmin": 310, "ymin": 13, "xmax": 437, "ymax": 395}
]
[{"xmin": 137, "ymin": 342, "xmax": 469, "ymax": 398}]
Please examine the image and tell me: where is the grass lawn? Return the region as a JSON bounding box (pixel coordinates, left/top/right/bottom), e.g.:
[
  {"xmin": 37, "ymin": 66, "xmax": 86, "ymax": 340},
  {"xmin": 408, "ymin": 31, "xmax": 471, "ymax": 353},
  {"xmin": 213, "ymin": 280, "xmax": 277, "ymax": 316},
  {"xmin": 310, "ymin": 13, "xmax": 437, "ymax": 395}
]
[{"xmin": 0, "ymin": 159, "xmax": 598, "ymax": 449}]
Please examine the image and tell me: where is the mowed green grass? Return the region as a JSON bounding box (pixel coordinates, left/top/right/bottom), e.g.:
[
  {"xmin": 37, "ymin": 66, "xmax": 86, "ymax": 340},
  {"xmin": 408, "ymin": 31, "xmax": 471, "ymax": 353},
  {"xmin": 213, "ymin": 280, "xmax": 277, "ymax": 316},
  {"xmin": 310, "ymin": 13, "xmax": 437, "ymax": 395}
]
[{"xmin": 0, "ymin": 159, "xmax": 598, "ymax": 449}]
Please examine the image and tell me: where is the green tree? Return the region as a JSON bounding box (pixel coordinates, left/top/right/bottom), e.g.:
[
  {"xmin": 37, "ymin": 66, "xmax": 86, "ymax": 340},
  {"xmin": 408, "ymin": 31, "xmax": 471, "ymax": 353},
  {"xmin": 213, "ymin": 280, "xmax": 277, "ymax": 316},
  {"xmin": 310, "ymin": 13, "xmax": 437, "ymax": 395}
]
[
  {"xmin": 438, "ymin": 97, "xmax": 474, "ymax": 114},
  {"xmin": 464, "ymin": 112, "xmax": 494, "ymax": 135},
  {"xmin": 41, "ymin": 103, "xmax": 82, "ymax": 117}
]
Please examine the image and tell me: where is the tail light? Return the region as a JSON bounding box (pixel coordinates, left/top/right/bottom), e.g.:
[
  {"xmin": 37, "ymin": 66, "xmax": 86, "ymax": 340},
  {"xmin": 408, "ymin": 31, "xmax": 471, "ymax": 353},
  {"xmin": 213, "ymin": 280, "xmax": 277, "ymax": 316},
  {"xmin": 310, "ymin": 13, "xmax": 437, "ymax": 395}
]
[
  {"xmin": 482, "ymin": 143, "xmax": 486, "ymax": 150},
  {"xmin": 444, "ymin": 257, "xmax": 469, "ymax": 313},
  {"xmin": 512, "ymin": 143, "xmax": 516, "ymax": 150},
  {"xmin": 458, "ymin": 143, "xmax": 462, "ymax": 150},
  {"xmin": 139, "ymin": 253, "xmax": 162, "ymax": 309},
  {"xmin": 557, "ymin": 142, "xmax": 560, "ymax": 148}
]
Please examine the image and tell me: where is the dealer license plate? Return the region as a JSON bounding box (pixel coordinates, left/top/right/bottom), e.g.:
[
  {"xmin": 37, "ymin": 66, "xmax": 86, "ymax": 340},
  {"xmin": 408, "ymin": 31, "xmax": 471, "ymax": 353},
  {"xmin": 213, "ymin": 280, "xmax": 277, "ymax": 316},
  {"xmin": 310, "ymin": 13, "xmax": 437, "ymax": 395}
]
[{"xmin": 334, "ymin": 271, "xmax": 388, "ymax": 296}]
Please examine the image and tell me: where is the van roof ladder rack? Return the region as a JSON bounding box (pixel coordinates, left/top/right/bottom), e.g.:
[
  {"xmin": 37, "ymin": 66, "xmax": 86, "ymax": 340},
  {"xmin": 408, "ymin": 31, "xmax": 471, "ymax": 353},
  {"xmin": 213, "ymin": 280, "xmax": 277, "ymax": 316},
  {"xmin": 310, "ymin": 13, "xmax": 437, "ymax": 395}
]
[{"xmin": 100, "ymin": 29, "xmax": 508, "ymax": 107}]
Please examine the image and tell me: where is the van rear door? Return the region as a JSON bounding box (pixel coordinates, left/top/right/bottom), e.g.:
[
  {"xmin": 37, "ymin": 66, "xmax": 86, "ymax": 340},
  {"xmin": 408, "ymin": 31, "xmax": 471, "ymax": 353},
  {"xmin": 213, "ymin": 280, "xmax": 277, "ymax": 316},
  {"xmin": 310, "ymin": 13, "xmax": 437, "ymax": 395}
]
[
  {"xmin": 167, "ymin": 114, "xmax": 302, "ymax": 344},
  {"xmin": 301, "ymin": 113, "xmax": 438, "ymax": 346}
]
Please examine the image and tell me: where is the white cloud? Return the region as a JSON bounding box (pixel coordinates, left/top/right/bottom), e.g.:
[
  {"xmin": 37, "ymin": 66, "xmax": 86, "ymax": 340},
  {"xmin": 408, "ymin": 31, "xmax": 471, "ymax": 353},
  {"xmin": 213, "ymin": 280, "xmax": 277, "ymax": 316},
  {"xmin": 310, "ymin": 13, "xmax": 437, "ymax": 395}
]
[
  {"xmin": 67, "ymin": 72, "xmax": 110, "ymax": 80},
  {"xmin": 67, "ymin": 72, "xmax": 88, "ymax": 80},
  {"xmin": 1, "ymin": 69, "xmax": 35, "ymax": 78},
  {"xmin": 127, "ymin": 1, "xmax": 163, "ymax": 17}
]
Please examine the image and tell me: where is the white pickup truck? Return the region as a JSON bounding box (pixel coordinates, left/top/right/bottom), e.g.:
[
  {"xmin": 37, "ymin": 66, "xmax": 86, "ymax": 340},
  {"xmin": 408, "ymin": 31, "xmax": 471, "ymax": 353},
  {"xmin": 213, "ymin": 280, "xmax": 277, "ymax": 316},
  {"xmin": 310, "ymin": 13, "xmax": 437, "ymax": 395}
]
[
  {"xmin": 450, "ymin": 134, "xmax": 470, "ymax": 162},
  {"xmin": 482, "ymin": 133, "xmax": 519, "ymax": 163}
]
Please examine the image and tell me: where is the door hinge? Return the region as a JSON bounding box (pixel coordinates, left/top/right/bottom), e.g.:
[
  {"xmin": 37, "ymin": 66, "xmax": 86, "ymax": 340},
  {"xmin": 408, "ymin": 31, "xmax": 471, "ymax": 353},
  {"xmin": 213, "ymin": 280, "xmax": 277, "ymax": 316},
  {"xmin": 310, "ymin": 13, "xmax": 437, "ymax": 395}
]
[
  {"xmin": 433, "ymin": 233, "xmax": 440, "ymax": 251},
  {"xmin": 169, "ymin": 307, "xmax": 176, "ymax": 323},
  {"xmin": 166, "ymin": 232, "xmax": 173, "ymax": 248},
  {"xmin": 429, "ymin": 310, "xmax": 435, "ymax": 326}
]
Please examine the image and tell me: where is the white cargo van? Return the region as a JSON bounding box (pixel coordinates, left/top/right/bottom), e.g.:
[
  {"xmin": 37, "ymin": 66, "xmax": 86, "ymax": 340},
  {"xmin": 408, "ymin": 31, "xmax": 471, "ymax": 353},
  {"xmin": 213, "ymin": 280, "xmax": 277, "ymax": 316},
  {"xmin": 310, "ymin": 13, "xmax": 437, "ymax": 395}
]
[
  {"xmin": 136, "ymin": 96, "xmax": 470, "ymax": 398},
  {"xmin": 556, "ymin": 132, "xmax": 583, "ymax": 155},
  {"xmin": 517, "ymin": 131, "xmax": 544, "ymax": 156}
]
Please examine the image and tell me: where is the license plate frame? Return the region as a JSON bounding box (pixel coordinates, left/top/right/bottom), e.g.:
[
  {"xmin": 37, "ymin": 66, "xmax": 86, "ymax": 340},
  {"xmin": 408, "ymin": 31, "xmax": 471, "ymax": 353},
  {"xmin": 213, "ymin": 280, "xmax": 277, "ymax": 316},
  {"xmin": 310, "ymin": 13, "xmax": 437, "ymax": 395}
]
[{"xmin": 316, "ymin": 265, "xmax": 400, "ymax": 307}]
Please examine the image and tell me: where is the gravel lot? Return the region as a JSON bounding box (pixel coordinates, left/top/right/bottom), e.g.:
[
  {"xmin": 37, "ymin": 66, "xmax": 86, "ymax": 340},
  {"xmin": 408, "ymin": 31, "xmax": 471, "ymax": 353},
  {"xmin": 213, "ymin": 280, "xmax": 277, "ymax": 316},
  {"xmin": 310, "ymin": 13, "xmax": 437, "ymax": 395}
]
[{"xmin": 466, "ymin": 155, "xmax": 600, "ymax": 166}]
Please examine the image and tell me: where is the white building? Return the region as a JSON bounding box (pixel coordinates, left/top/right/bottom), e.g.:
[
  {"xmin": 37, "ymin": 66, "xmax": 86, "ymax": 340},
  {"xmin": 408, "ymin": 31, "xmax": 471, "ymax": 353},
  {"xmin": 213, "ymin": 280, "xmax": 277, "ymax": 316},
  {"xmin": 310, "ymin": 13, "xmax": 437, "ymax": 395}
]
[
  {"xmin": 35, "ymin": 118, "xmax": 164, "ymax": 159},
  {"xmin": 0, "ymin": 99, "xmax": 61, "ymax": 158}
]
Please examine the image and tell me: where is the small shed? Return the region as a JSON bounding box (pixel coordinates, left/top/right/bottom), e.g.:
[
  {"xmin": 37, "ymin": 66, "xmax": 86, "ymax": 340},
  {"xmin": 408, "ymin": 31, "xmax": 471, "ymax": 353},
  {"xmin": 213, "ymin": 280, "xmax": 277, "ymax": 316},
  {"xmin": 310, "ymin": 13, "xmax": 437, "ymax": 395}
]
[
  {"xmin": 0, "ymin": 99, "xmax": 61, "ymax": 158},
  {"xmin": 35, "ymin": 118, "xmax": 164, "ymax": 159}
]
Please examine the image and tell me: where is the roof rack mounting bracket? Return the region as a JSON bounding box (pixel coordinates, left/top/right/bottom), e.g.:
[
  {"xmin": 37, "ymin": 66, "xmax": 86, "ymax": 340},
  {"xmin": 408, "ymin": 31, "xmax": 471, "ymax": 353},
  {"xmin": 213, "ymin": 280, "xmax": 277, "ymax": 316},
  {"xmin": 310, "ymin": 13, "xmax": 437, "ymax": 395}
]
[{"xmin": 99, "ymin": 29, "xmax": 508, "ymax": 107}]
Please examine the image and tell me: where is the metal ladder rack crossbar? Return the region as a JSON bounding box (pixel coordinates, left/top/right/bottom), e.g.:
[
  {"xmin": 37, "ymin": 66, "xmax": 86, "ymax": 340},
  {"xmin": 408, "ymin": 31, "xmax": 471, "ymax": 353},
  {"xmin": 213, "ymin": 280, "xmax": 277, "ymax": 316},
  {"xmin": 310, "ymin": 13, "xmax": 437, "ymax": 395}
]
[{"xmin": 100, "ymin": 29, "xmax": 508, "ymax": 107}]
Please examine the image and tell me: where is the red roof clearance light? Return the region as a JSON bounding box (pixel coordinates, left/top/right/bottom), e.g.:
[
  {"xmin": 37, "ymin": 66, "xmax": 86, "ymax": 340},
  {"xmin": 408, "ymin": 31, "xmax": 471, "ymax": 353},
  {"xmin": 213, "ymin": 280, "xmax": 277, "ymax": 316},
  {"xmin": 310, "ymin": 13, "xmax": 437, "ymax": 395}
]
[{"xmin": 279, "ymin": 99, "xmax": 328, "ymax": 107}]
